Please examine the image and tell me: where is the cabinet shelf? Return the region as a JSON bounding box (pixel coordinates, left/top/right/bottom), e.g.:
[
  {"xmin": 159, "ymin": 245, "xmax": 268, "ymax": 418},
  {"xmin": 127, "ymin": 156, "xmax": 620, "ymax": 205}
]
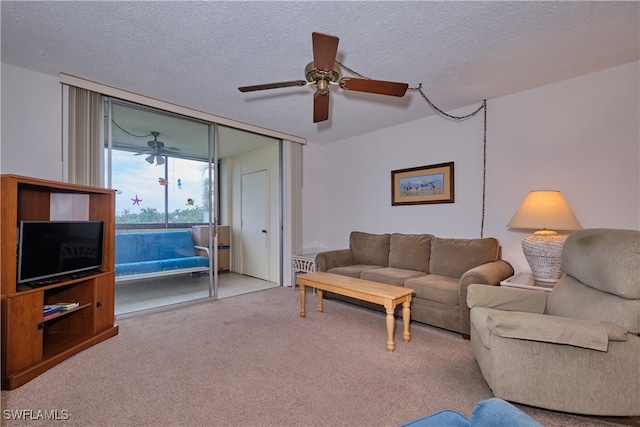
[
  {"xmin": 42, "ymin": 303, "xmax": 91, "ymax": 323},
  {"xmin": 43, "ymin": 332, "xmax": 98, "ymax": 360},
  {"xmin": 1, "ymin": 174, "xmax": 118, "ymax": 390}
]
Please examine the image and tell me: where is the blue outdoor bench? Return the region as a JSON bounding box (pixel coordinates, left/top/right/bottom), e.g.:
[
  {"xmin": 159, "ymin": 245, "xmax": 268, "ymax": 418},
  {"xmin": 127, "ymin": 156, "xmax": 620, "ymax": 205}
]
[{"xmin": 115, "ymin": 230, "xmax": 210, "ymax": 282}]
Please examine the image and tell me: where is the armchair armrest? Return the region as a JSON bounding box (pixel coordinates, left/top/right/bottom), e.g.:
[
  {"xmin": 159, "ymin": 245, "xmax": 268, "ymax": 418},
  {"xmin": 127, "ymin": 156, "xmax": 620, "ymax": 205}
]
[
  {"xmin": 457, "ymin": 261, "xmax": 514, "ymax": 337},
  {"xmin": 487, "ymin": 311, "xmax": 628, "ymax": 351},
  {"xmin": 315, "ymin": 249, "xmax": 353, "ymax": 272},
  {"xmin": 467, "ymin": 284, "xmax": 547, "ymax": 313}
]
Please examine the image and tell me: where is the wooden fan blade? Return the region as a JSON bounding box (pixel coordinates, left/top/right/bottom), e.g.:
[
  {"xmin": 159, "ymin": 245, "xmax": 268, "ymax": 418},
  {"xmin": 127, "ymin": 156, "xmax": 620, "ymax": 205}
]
[
  {"xmin": 313, "ymin": 92, "xmax": 330, "ymax": 123},
  {"xmin": 312, "ymin": 32, "xmax": 339, "ymax": 72},
  {"xmin": 238, "ymin": 80, "xmax": 306, "ymax": 92},
  {"xmin": 339, "ymin": 78, "xmax": 409, "ymax": 97}
]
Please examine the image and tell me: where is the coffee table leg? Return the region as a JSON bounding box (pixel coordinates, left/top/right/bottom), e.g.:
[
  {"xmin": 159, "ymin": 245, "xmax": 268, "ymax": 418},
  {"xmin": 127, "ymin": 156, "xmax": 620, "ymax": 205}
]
[
  {"xmin": 317, "ymin": 289, "xmax": 324, "ymax": 312},
  {"xmin": 385, "ymin": 304, "xmax": 395, "ymax": 352},
  {"xmin": 402, "ymin": 299, "xmax": 411, "ymax": 343},
  {"xmin": 299, "ymin": 284, "xmax": 306, "ymax": 318}
]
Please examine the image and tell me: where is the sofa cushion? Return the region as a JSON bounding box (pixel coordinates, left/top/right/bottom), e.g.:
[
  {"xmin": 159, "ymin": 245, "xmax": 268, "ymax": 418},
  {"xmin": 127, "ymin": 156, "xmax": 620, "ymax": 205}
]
[
  {"xmin": 560, "ymin": 228, "xmax": 640, "ymax": 299},
  {"xmin": 361, "ymin": 267, "xmax": 426, "ymax": 286},
  {"xmin": 388, "ymin": 233, "xmax": 432, "ymax": 272},
  {"xmin": 327, "ymin": 265, "xmax": 382, "ymax": 278},
  {"xmin": 404, "ymin": 274, "xmax": 460, "ymax": 306},
  {"xmin": 429, "ymin": 237, "xmax": 500, "ymax": 278},
  {"xmin": 115, "ymin": 231, "xmax": 197, "ymax": 263},
  {"xmin": 350, "ymin": 232, "xmax": 391, "ymax": 266}
]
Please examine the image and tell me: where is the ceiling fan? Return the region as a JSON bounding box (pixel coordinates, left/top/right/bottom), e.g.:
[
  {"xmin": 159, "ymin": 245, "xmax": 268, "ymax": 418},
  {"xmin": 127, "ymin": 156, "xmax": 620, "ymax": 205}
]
[
  {"xmin": 134, "ymin": 131, "xmax": 180, "ymax": 165},
  {"xmin": 238, "ymin": 32, "xmax": 409, "ymax": 123}
]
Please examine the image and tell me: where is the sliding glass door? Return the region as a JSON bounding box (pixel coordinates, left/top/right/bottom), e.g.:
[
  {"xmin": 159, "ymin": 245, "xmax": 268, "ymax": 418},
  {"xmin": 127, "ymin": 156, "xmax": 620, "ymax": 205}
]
[
  {"xmin": 102, "ymin": 98, "xmax": 283, "ymax": 315},
  {"xmin": 104, "ymin": 99, "xmax": 217, "ymax": 314}
]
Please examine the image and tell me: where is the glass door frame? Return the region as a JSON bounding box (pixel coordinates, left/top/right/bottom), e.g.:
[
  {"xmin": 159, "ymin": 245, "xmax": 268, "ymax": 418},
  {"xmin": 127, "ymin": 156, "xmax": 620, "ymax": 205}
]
[
  {"xmin": 104, "ymin": 97, "xmax": 220, "ymax": 311},
  {"xmin": 208, "ymin": 123, "xmax": 218, "ymax": 299}
]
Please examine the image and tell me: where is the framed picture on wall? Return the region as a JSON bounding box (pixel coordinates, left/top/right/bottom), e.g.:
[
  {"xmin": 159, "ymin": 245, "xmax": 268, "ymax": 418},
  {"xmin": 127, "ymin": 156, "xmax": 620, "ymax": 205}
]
[{"xmin": 391, "ymin": 162, "xmax": 454, "ymax": 206}]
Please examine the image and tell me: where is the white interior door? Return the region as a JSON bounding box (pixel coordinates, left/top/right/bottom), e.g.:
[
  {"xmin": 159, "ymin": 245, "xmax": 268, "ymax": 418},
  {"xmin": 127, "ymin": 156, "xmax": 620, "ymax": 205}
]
[{"xmin": 241, "ymin": 169, "xmax": 269, "ymax": 280}]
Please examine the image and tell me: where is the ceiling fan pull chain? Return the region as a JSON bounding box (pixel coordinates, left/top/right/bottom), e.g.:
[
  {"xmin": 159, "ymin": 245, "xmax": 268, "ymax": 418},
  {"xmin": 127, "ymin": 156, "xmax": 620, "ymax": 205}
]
[
  {"xmin": 407, "ymin": 83, "xmax": 484, "ymax": 120},
  {"xmin": 337, "ymin": 61, "xmax": 484, "ymax": 122},
  {"xmin": 335, "ymin": 60, "xmax": 369, "ymax": 79},
  {"xmin": 112, "ymin": 119, "xmax": 153, "ymax": 138}
]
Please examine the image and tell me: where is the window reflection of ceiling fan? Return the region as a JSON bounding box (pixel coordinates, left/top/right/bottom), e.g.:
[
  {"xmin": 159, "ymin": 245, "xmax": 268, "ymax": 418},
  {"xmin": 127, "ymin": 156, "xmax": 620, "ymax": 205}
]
[
  {"xmin": 238, "ymin": 32, "xmax": 409, "ymax": 123},
  {"xmin": 134, "ymin": 131, "xmax": 180, "ymax": 165}
]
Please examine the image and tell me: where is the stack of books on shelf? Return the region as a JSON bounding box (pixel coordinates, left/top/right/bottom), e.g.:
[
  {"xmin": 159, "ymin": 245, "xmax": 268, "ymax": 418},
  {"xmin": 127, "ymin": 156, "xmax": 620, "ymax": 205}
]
[{"xmin": 43, "ymin": 302, "xmax": 79, "ymax": 319}]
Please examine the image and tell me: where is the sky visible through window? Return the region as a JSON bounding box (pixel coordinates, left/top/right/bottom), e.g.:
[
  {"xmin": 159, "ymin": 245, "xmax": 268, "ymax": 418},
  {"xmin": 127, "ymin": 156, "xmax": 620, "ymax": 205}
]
[{"xmin": 109, "ymin": 149, "xmax": 211, "ymax": 223}]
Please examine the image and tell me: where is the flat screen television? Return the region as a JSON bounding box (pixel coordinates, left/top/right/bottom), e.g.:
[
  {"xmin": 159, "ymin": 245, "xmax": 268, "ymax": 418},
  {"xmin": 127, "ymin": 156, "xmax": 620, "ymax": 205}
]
[{"xmin": 17, "ymin": 220, "xmax": 105, "ymax": 285}]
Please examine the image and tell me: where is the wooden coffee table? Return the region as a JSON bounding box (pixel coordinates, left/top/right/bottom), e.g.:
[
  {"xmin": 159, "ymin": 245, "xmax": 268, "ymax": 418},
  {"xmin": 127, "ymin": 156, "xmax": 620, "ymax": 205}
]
[{"xmin": 298, "ymin": 272, "xmax": 414, "ymax": 352}]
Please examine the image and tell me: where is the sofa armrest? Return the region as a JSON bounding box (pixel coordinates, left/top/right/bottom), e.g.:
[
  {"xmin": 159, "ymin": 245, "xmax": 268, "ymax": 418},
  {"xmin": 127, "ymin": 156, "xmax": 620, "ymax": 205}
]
[
  {"xmin": 460, "ymin": 260, "xmax": 514, "ymax": 287},
  {"xmin": 315, "ymin": 249, "xmax": 353, "ymax": 272},
  {"xmin": 194, "ymin": 245, "xmax": 210, "ymax": 257},
  {"xmin": 487, "ymin": 311, "xmax": 628, "ymax": 351},
  {"xmin": 467, "ymin": 284, "xmax": 547, "ymax": 313}
]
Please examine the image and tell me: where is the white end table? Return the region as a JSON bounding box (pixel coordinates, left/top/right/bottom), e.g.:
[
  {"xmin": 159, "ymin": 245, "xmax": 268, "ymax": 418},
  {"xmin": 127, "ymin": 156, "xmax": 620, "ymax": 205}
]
[{"xmin": 500, "ymin": 272, "xmax": 555, "ymax": 293}]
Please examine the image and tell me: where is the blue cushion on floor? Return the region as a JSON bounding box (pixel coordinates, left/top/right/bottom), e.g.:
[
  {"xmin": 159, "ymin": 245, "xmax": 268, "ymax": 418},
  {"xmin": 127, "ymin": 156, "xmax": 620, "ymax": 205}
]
[
  {"xmin": 470, "ymin": 398, "xmax": 541, "ymax": 427},
  {"xmin": 399, "ymin": 409, "xmax": 469, "ymax": 426},
  {"xmin": 399, "ymin": 398, "xmax": 541, "ymax": 427}
]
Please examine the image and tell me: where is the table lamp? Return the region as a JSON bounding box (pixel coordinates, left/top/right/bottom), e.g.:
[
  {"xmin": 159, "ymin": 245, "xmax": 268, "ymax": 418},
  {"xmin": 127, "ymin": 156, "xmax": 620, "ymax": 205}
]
[{"xmin": 507, "ymin": 190, "xmax": 582, "ymax": 283}]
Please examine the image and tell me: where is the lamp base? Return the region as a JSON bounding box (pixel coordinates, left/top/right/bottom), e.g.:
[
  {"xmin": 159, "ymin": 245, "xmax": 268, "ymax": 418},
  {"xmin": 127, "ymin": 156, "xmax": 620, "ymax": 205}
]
[{"xmin": 521, "ymin": 231, "xmax": 566, "ymax": 283}]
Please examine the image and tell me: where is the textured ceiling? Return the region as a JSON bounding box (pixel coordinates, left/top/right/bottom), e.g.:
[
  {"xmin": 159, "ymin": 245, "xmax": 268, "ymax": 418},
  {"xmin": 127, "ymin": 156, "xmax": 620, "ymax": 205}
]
[{"xmin": 2, "ymin": 1, "xmax": 639, "ymax": 146}]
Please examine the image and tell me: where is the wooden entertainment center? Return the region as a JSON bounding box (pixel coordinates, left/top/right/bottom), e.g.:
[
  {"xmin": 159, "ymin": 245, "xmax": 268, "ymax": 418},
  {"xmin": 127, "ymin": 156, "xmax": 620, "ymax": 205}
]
[{"xmin": 1, "ymin": 175, "xmax": 119, "ymax": 390}]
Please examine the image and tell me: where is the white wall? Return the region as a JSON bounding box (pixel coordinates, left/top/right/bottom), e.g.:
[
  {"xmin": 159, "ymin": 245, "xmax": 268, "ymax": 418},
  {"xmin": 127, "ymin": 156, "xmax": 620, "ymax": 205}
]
[
  {"xmin": 302, "ymin": 61, "xmax": 640, "ymax": 273},
  {"xmin": 1, "ymin": 63, "xmax": 63, "ymax": 180}
]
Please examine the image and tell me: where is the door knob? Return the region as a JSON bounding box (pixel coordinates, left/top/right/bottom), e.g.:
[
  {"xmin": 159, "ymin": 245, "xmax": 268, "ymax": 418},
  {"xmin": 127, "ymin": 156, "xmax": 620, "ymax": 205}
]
[{"xmin": 261, "ymin": 229, "xmax": 267, "ymax": 233}]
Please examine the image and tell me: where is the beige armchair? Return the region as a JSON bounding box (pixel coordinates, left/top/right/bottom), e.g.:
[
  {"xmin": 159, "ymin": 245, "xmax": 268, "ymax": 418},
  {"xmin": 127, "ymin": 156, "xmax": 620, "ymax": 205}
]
[{"xmin": 467, "ymin": 228, "xmax": 640, "ymax": 416}]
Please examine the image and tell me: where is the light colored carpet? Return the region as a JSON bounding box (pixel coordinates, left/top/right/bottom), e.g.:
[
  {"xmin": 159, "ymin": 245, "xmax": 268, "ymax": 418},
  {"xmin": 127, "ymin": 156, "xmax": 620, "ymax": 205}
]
[{"xmin": 1, "ymin": 287, "xmax": 636, "ymax": 426}]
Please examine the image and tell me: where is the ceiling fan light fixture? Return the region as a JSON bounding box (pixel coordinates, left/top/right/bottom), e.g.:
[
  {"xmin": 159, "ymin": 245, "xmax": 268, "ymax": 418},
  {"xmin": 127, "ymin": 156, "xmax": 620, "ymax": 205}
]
[
  {"xmin": 316, "ymin": 79, "xmax": 329, "ymax": 94},
  {"xmin": 238, "ymin": 32, "xmax": 409, "ymax": 123},
  {"xmin": 145, "ymin": 155, "xmax": 155, "ymax": 164}
]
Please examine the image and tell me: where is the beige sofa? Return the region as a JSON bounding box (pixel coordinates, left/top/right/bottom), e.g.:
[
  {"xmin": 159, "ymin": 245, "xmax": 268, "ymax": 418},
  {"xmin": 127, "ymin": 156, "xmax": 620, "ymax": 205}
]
[
  {"xmin": 315, "ymin": 231, "xmax": 514, "ymax": 337},
  {"xmin": 467, "ymin": 228, "xmax": 640, "ymax": 415}
]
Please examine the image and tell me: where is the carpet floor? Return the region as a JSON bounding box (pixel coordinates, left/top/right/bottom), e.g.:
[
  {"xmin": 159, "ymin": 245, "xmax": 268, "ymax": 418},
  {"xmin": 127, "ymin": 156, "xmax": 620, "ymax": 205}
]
[{"xmin": 1, "ymin": 287, "xmax": 637, "ymax": 426}]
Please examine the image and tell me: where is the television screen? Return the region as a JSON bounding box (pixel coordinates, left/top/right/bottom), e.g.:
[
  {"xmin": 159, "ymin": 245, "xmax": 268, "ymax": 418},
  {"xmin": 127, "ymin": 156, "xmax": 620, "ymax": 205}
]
[{"xmin": 18, "ymin": 221, "xmax": 105, "ymax": 285}]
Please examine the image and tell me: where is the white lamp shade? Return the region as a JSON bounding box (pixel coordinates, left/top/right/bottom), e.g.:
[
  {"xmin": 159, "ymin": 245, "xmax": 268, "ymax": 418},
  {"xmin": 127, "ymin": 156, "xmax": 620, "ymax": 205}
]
[
  {"xmin": 508, "ymin": 190, "xmax": 582, "ymax": 283},
  {"xmin": 507, "ymin": 190, "xmax": 582, "ymax": 232}
]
